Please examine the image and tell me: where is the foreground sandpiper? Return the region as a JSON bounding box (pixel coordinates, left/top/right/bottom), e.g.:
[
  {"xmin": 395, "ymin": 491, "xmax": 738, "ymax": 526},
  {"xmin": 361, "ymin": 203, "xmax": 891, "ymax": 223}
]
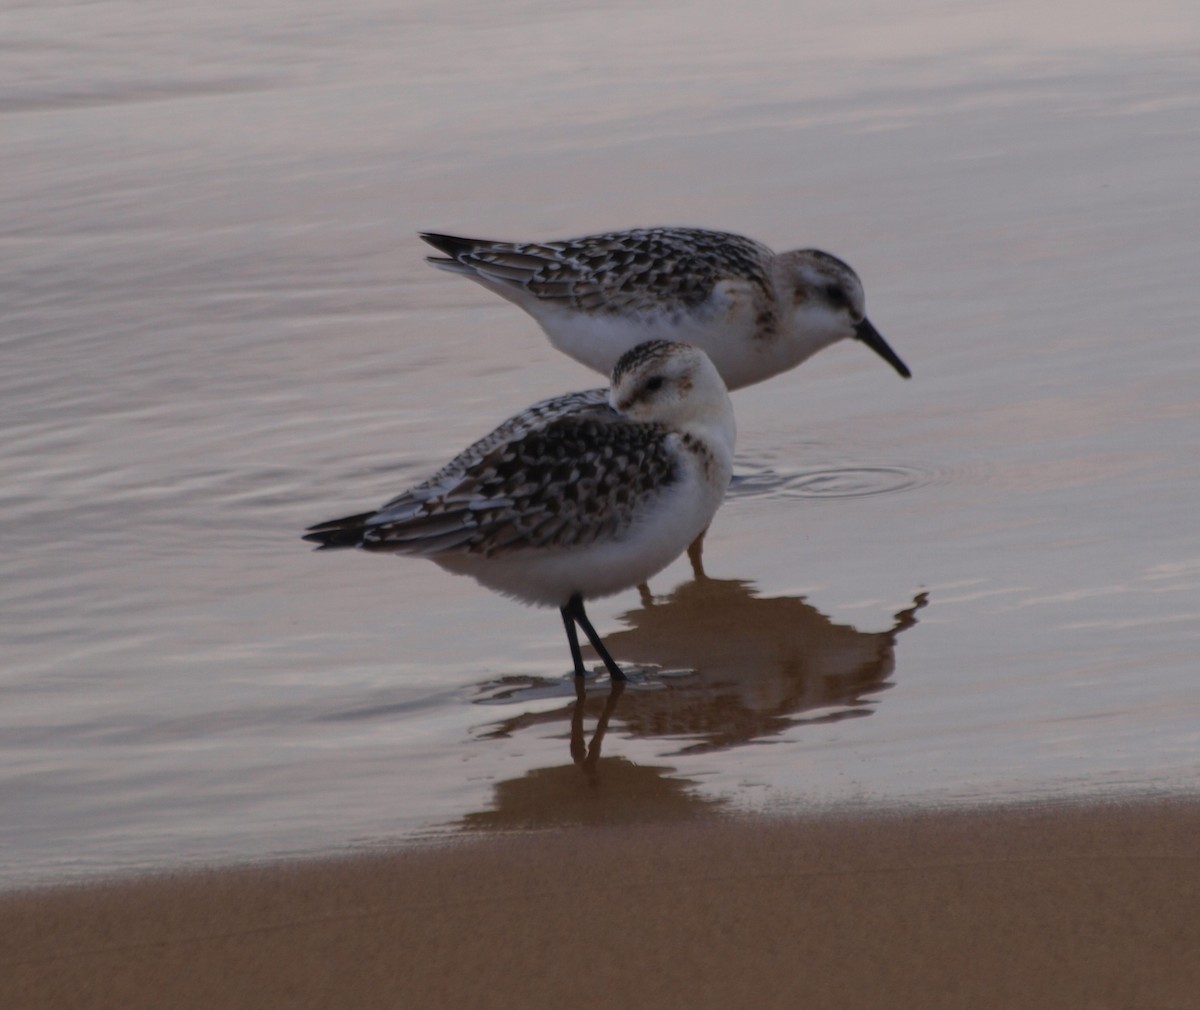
[{"xmin": 304, "ymin": 340, "xmax": 736, "ymax": 681}]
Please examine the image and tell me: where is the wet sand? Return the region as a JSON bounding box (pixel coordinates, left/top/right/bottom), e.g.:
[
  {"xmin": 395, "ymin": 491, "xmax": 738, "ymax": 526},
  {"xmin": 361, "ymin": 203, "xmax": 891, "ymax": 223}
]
[{"xmin": 4, "ymin": 799, "xmax": 1197, "ymax": 1010}]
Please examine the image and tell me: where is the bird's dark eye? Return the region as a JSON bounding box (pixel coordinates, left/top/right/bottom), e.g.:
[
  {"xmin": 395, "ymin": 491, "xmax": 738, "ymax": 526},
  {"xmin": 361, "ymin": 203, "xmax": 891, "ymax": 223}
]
[
  {"xmin": 645, "ymin": 375, "xmax": 665, "ymax": 392},
  {"xmin": 823, "ymin": 284, "xmax": 848, "ymax": 308}
]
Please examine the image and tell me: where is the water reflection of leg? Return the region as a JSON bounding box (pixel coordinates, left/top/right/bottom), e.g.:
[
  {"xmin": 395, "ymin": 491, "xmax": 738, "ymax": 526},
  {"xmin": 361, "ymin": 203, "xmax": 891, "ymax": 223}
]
[
  {"xmin": 582, "ymin": 679, "xmax": 626, "ymax": 779},
  {"xmin": 570, "ymin": 676, "xmax": 588, "ymax": 764}
]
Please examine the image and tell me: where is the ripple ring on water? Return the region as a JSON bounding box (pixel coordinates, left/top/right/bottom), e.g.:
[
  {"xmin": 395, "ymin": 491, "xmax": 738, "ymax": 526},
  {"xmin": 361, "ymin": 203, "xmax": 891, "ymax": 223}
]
[{"xmin": 728, "ymin": 461, "xmax": 944, "ymax": 501}]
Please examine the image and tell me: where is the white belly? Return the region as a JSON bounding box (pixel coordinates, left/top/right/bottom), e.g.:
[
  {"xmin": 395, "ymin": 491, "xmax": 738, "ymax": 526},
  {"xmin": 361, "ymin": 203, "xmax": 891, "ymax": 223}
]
[{"xmin": 432, "ymin": 445, "xmax": 730, "ymax": 608}]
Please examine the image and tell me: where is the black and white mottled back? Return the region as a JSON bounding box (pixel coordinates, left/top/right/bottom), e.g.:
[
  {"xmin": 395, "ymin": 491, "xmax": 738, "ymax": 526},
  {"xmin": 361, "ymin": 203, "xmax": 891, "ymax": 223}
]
[{"xmin": 425, "ymin": 228, "xmax": 774, "ymax": 313}]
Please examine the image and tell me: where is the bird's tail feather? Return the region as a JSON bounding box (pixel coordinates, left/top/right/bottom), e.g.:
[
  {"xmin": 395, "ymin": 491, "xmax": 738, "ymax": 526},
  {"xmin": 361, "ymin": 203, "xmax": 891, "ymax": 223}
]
[
  {"xmin": 302, "ymin": 511, "xmax": 376, "ymax": 550},
  {"xmin": 419, "ymin": 231, "xmax": 489, "ymax": 259}
]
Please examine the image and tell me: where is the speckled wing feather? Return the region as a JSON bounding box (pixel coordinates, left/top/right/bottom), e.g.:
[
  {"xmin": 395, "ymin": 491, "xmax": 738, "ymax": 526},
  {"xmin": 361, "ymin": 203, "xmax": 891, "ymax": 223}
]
[
  {"xmin": 357, "ymin": 410, "xmax": 681, "ymax": 557},
  {"xmin": 408, "ymin": 387, "xmax": 608, "ymax": 492},
  {"xmin": 421, "ymin": 227, "xmax": 775, "ymax": 314}
]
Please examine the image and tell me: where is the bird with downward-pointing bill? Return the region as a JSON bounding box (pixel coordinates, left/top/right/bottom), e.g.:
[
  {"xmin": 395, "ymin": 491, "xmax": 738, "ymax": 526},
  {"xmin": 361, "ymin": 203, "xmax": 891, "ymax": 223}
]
[{"xmin": 421, "ymin": 226, "xmax": 910, "ymax": 389}]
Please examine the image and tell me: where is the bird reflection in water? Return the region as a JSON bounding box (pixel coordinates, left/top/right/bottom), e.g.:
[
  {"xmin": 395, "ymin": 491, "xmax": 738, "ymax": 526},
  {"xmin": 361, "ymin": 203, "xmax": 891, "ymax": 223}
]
[
  {"xmin": 466, "ymin": 668, "xmax": 728, "ymax": 833},
  {"xmin": 474, "ymin": 578, "xmax": 929, "ymax": 760}
]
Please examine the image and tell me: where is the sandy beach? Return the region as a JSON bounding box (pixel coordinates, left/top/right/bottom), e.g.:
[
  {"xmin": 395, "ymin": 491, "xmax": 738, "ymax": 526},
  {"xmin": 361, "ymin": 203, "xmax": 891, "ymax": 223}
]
[{"xmin": 4, "ymin": 798, "xmax": 1197, "ymax": 1010}]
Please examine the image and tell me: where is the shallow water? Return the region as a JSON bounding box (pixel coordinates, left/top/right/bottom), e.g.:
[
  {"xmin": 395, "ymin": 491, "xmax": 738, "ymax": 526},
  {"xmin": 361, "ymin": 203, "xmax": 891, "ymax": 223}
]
[{"xmin": 2, "ymin": 0, "xmax": 1199, "ymax": 886}]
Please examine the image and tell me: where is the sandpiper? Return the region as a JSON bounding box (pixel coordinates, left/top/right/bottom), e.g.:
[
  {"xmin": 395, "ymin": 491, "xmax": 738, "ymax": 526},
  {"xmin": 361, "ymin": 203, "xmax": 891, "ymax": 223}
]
[
  {"xmin": 421, "ymin": 226, "xmax": 909, "ymax": 390},
  {"xmin": 303, "ymin": 340, "xmax": 736, "ymax": 680}
]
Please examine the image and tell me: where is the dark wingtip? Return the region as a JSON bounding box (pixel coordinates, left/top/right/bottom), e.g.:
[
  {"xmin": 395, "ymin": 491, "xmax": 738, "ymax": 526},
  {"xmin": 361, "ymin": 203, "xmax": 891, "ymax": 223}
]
[
  {"xmin": 854, "ymin": 317, "xmax": 911, "ymax": 379},
  {"xmin": 302, "ymin": 530, "xmax": 361, "ymax": 550},
  {"xmin": 419, "ymin": 231, "xmax": 485, "ymax": 258},
  {"xmin": 302, "ymin": 510, "xmax": 376, "ymax": 550}
]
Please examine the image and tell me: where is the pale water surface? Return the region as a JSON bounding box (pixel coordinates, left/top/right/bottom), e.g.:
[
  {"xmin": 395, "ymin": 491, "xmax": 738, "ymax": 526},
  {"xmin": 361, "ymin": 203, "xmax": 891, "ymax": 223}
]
[{"xmin": 2, "ymin": 0, "xmax": 1199, "ymax": 886}]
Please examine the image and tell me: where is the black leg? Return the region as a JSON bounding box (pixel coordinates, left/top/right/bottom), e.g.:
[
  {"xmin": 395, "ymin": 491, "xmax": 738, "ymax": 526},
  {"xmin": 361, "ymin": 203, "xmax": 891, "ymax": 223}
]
[
  {"xmin": 561, "ymin": 604, "xmax": 588, "ymax": 678},
  {"xmin": 563, "ymin": 594, "xmax": 627, "ymax": 682}
]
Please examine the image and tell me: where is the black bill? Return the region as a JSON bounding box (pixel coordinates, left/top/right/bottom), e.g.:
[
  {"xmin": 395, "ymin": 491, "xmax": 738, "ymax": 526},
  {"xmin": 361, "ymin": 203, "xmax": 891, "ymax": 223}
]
[{"xmin": 854, "ymin": 317, "xmax": 911, "ymax": 379}]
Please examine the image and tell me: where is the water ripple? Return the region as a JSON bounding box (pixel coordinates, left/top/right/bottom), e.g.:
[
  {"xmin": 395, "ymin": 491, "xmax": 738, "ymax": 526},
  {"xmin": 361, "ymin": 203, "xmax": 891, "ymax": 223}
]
[{"xmin": 729, "ymin": 460, "xmax": 946, "ymax": 501}]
